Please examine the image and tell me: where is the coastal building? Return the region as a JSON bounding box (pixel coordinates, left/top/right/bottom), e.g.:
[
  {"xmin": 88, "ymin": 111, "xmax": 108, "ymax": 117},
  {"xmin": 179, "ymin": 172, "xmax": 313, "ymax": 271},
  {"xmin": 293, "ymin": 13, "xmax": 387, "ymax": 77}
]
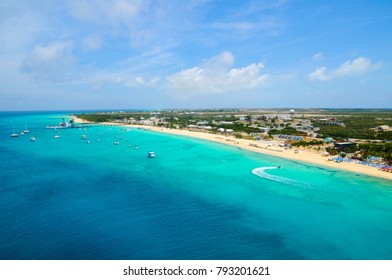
[
  {"xmin": 374, "ymin": 125, "xmax": 392, "ymax": 132},
  {"xmin": 258, "ymin": 127, "xmax": 270, "ymax": 133},
  {"xmin": 325, "ymin": 121, "xmax": 344, "ymax": 126},
  {"xmin": 334, "ymin": 142, "xmax": 356, "ymax": 150},
  {"xmin": 235, "ymin": 115, "xmax": 247, "ymax": 121},
  {"xmin": 301, "ymin": 119, "xmax": 311, "ymax": 126},
  {"xmin": 324, "ymin": 137, "xmax": 335, "ymax": 143}
]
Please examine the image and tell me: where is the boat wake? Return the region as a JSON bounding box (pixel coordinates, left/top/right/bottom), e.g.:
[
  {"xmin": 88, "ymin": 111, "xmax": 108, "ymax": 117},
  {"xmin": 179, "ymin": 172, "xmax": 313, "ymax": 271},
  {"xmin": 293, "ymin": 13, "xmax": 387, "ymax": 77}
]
[{"xmin": 251, "ymin": 167, "xmax": 314, "ymax": 189}]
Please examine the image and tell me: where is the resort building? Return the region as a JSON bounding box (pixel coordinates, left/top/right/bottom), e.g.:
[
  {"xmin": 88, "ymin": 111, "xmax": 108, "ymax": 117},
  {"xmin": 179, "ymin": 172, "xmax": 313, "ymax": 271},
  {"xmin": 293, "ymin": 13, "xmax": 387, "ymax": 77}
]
[{"xmin": 334, "ymin": 142, "xmax": 356, "ymax": 150}]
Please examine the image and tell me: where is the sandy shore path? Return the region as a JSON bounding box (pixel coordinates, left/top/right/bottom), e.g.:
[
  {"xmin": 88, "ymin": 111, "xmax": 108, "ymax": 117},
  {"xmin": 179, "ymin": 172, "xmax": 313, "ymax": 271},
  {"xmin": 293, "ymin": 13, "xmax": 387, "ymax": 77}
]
[{"xmin": 75, "ymin": 118, "xmax": 392, "ymax": 181}]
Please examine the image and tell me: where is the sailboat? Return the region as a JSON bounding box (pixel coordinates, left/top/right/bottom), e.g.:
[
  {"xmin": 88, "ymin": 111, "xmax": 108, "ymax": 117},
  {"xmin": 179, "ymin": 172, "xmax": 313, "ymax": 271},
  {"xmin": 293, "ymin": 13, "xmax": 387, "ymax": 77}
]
[
  {"xmin": 10, "ymin": 122, "xmax": 19, "ymax": 137},
  {"xmin": 23, "ymin": 123, "xmax": 30, "ymax": 133}
]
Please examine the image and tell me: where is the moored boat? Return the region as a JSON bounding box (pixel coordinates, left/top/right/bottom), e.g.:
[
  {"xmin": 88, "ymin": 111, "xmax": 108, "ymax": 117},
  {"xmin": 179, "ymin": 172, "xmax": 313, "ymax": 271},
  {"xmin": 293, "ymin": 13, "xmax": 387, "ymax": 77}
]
[{"xmin": 10, "ymin": 122, "xmax": 18, "ymax": 137}]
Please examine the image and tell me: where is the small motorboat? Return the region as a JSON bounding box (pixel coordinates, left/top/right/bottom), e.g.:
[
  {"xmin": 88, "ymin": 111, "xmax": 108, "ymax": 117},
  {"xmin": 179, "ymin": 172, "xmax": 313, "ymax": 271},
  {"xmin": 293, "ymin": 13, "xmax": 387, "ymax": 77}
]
[
  {"xmin": 30, "ymin": 137, "xmax": 36, "ymax": 142},
  {"xmin": 147, "ymin": 151, "xmax": 156, "ymax": 158}
]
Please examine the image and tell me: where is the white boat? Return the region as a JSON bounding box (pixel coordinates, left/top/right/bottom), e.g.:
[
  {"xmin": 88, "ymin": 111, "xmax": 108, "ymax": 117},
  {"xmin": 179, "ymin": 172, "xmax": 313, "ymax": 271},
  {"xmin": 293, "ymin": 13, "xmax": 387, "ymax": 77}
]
[
  {"xmin": 114, "ymin": 141, "xmax": 120, "ymax": 145},
  {"xmin": 147, "ymin": 151, "xmax": 156, "ymax": 158},
  {"xmin": 24, "ymin": 124, "xmax": 30, "ymax": 133},
  {"xmin": 10, "ymin": 123, "xmax": 18, "ymax": 137},
  {"xmin": 30, "ymin": 137, "xmax": 36, "ymax": 142},
  {"xmin": 134, "ymin": 145, "xmax": 138, "ymax": 149},
  {"xmin": 54, "ymin": 135, "xmax": 60, "ymax": 138}
]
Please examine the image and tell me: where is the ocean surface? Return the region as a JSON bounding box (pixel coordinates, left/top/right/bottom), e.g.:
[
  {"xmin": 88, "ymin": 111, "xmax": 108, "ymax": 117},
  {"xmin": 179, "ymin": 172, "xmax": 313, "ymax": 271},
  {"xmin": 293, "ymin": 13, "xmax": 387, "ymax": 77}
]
[{"xmin": 1, "ymin": 111, "xmax": 392, "ymax": 260}]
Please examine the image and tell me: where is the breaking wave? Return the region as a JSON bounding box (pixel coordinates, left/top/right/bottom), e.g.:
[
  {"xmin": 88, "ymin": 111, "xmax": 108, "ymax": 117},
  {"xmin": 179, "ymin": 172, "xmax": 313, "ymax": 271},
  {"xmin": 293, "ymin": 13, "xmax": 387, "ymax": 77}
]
[{"xmin": 251, "ymin": 167, "xmax": 314, "ymax": 189}]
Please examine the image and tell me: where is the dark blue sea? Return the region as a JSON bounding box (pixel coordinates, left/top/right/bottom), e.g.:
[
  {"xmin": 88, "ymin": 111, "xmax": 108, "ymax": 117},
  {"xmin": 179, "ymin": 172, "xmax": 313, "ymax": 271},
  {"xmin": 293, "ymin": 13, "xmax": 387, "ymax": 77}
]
[{"xmin": 1, "ymin": 111, "xmax": 392, "ymax": 260}]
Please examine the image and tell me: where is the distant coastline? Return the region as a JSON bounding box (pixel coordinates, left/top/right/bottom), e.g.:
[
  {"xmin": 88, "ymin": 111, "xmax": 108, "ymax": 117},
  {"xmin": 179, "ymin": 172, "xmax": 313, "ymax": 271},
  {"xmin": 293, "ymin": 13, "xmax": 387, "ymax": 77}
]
[{"xmin": 73, "ymin": 116, "xmax": 392, "ymax": 181}]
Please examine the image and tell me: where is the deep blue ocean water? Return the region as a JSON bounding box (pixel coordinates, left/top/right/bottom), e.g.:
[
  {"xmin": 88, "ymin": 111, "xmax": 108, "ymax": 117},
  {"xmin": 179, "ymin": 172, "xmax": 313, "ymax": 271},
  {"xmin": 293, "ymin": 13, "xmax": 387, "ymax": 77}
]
[{"xmin": 1, "ymin": 111, "xmax": 392, "ymax": 260}]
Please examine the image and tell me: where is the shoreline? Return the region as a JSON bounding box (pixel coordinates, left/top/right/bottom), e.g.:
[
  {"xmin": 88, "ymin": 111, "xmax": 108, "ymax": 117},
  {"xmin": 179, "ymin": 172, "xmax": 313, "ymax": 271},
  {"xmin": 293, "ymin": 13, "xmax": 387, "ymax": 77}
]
[{"xmin": 73, "ymin": 117, "xmax": 392, "ymax": 181}]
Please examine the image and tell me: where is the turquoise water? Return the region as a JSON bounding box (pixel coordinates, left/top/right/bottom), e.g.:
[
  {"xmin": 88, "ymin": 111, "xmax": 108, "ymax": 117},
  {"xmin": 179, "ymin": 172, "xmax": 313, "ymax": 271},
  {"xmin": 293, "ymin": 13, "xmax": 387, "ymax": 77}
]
[{"xmin": 1, "ymin": 111, "xmax": 392, "ymax": 260}]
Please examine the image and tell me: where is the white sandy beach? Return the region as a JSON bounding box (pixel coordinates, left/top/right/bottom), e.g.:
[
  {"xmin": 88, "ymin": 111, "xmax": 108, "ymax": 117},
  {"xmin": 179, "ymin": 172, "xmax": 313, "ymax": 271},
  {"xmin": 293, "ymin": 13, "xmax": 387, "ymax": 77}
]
[{"xmin": 74, "ymin": 117, "xmax": 392, "ymax": 181}]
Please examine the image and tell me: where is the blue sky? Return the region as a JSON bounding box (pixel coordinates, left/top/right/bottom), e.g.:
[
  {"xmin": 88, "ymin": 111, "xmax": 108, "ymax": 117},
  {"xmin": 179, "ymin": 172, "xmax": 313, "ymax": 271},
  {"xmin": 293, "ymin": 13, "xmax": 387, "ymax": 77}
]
[{"xmin": 1, "ymin": 0, "xmax": 391, "ymax": 110}]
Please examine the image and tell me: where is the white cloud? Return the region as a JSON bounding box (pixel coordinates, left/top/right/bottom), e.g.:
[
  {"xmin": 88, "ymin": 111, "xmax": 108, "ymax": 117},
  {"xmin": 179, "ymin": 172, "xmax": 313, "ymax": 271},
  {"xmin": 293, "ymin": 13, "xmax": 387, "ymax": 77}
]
[
  {"xmin": 308, "ymin": 67, "xmax": 329, "ymax": 81},
  {"xmin": 115, "ymin": 76, "xmax": 160, "ymax": 88},
  {"xmin": 312, "ymin": 52, "xmax": 324, "ymax": 61},
  {"xmin": 211, "ymin": 21, "xmax": 257, "ymax": 31},
  {"xmin": 108, "ymin": 0, "xmax": 143, "ymax": 22},
  {"xmin": 331, "ymin": 57, "xmax": 373, "ymax": 77},
  {"xmin": 69, "ymin": 0, "xmax": 147, "ymax": 26},
  {"xmin": 88, "ymin": 68, "xmax": 161, "ymax": 91},
  {"xmin": 203, "ymin": 51, "xmax": 235, "ymax": 71},
  {"xmin": 166, "ymin": 52, "xmax": 269, "ymax": 98},
  {"xmin": 82, "ymin": 35, "xmax": 102, "ymax": 51},
  {"xmin": 309, "ymin": 57, "xmax": 379, "ymax": 81},
  {"xmin": 21, "ymin": 41, "xmax": 76, "ymax": 82}
]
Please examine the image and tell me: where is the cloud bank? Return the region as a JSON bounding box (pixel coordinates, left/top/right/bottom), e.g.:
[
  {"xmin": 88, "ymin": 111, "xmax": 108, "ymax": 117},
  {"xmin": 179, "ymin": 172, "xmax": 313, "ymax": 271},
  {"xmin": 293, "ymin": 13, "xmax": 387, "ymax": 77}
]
[
  {"xmin": 309, "ymin": 57, "xmax": 378, "ymax": 81},
  {"xmin": 166, "ymin": 52, "xmax": 269, "ymax": 98}
]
